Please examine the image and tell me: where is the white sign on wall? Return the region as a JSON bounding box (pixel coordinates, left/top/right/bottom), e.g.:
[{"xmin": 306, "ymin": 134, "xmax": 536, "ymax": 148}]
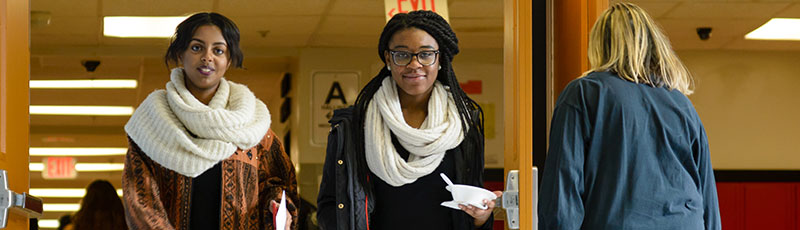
[
  {"xmin": 384, "ymin": 0, "xmax": 449, "ymax": 22},
  {"xmin": 311, "ymin": 71, "xmax": 359, "ymax": 145}
]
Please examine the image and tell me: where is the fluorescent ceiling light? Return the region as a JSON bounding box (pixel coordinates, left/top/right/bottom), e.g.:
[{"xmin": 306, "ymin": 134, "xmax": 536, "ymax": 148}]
[
  {"xmin": 30, "ymin": 147, "xmax": 127, "ymax": 156},
  {"xmin": 39, "ymin": 219, "xmax": 59, "ymax": 228},
  {"xmin": 30, "ymin": 105, "xmax": 134, "ymax": 116},
  {"xmin": 43, "ymin": 203, "xmax": 80, "ymax": 212},
  {"xmin": 745, "ymin": 18, "xmax": 800, "ymax": 41},
  {"xmin": 104, "ymin": 16, "xmax": 187, "ymax": 38},
  {"xmin": 76, "ymin": 163, "xmax": 125, "ymax": 171},
  {"xmin": 30, "ymin": 163, "xmax": 124, "ymax": 172},
  {"xmin": 29, "ymin": 188, "xmax": 123, "ymax": 198},
  {"xmin": 30, "ymin": 79, "xmax": 137, "ymax": 89}
]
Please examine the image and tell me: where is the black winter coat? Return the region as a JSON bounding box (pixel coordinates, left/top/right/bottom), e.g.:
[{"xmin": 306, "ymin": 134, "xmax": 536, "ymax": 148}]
[{"xmin": 316, "ymin": 107, "xmax": 493, "ymax": 230}]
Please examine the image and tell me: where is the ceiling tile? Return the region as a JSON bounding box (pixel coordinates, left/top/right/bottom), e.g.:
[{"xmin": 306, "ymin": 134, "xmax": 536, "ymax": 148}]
[
  {"xmin": 32, "ymin": 34, "xmax": 99, "ymax": 46},
  {"xmin": 724, "ymin": 38, "xmax": 800, "ymax": 50},
  {"xmin": 30, "ymin": 116, "xmax": 130, "ymax": 127},
  {"xmin": 32, "ymin": 16, "xmax": 99, "ymax": 36},
  {"xmin": 217, "ymin": 0, "xmax": 331, "ymax": 17},
  {"xmin": 32, "ymin": 0, "xmax": 98, "ymax": 17},
  {"xmin": 102, "ymin": 0, "xmax": 213, "ymax": 16},
  {"xmin": 774, "ymin": 3, "xmax": 800, "ymax": 17},
  {"xmin": 101, "ymin": 37, "xmax": 172, "ymax": 46},
  {"xmin": 450, "ymin": 18, "xmax": 503, "ymax": 34},
  {"xmin": 634, "ymin": 2, "xmax": 680, "ymax": 18},
  {"xmin": 309, "ymin": 34, "xmax": 375, "ymax": 48},
  {"xmin": 315, "ymin": 16, "xmax": 385, "ymax": 36},
  {"xmin": 233, "ymin": 16, "xmax": 321, "ymax": 36},
  {"xmin": 657, "ymin": 18, "xmax": 766, "ymax": 40},
  {"xmin": 665, "ymin": 2, "xmax": 791, "ymax": 19},
  {"xmin": 457, "ymin": 34, "xmax": 503, "ymax": 49},
  {"xmin": 31, "ymin": 90, "xmax": 138, "ymax": 108},
  {"xmin": 242, "ymin": 34, "xmax": 312, "ymax": 48},
  {"xmin": 330, "ymin": 0, "xmax": 384, "ymax": 17},
  {"xmin": 449, "ymin": 0, "xmax": 503, "ymax": 19}
]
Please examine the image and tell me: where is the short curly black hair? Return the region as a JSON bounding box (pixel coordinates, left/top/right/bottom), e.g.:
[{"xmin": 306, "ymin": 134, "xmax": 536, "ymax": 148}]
[{"xmin": 164, "ymin": 12, "xmax": 243, "ymax": 69}]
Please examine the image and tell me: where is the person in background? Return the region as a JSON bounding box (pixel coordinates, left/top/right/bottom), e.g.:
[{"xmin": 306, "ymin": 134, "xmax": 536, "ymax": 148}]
[
  {"xmin": 538, "ymin": 3, "xmax": 721, "ymax": 230},
  {"xmin": 317, "ymin": 10, "xmax": 501, "ymax": 230},
  {"xmin": 71, "ymin": 180, "xmax": 126, "ymax": 230},
  {"xmin": 57, "ymin": 214, "xmax": 73, "ymax": 230},
  {"xmin": 122, "ymin": 12, "xmax": 297, "ymax": 230}
]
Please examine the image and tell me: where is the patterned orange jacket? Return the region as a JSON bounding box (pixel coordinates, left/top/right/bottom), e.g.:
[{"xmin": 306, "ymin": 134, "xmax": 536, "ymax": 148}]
[{"xmin": 123, "ymin": 129, "xmax": 298, "ymax": 230}]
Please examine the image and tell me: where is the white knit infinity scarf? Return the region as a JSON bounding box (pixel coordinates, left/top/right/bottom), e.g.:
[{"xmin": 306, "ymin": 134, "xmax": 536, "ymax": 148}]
[
  {"xmin": 125, "ymin": 68, "xmax": 271, "ymax": 177},
  {"xmin": 365, "ymin": 77, "xmax": 464, "ymax": 187}
]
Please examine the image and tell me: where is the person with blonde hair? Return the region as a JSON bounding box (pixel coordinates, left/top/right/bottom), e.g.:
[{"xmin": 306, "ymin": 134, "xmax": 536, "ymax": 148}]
[{"xmin": 539, "ymin": 3, "xmax": 721, "ymax": 229}]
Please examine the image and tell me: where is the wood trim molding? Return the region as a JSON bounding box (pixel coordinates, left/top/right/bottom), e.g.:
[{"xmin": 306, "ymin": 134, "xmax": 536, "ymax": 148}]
[{"xmin": 715, "ymin": 170, "xmax": 800, "ymax": 182}]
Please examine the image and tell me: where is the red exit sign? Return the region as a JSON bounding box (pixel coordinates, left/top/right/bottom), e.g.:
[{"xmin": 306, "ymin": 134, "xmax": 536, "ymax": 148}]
[
  {"xmin": 385, "ymin": 0, "xmax": 450, "ymax": 22},
  {"xmin": 43, "ymin": 157, "xmax": 76, "ymax": 179}
]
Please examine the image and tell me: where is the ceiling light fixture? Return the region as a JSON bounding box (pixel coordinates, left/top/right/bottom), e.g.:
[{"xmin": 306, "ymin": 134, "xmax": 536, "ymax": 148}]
[
  {"xmin": 38, "ymin": 220, "xmax": 59, "ymax": 228},
  {"xmin": 30, "ymin": 105, "xmax": 134, "ymax": 116},
  {"xmin": 30, "ymin": 147, "xmax": 127, "ymax": 156},
  {"xmin": 30, "ymin": 79, "xmax": 137, "ymax": 89},
  {"xmin": 745, "ymin": 18, "xmax": 800, "ymax": 41},
  {"xmin": 29, "ymin": 188, "xmax": 123, "ymax": 198},
  {"xmin": 43, "ymin": 203, "xmax": 80, "ymax": 212},
  {"xmin": 29, "ymin": 163, "xmax": 124, "ymax": 172},
  {"xmin": 104, "ymin": 16, "xmax": 187, "ymax": 38}
]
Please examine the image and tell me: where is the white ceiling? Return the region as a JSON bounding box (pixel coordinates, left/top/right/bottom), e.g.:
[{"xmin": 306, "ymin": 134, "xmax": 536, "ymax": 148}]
[{"xmin": 617, "ymin": 0, "xmax": 800, "ymax": 50}]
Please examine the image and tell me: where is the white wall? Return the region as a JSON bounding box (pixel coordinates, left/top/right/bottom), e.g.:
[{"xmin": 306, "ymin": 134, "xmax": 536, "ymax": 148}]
[{"xmin": 679, "ymin": 50, "xmax": 800, "ymax": 170}]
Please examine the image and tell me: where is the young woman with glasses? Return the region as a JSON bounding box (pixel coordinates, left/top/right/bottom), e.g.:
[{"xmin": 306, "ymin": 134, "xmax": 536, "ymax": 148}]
[{"xmin": 316, "ymin": 10, "xmax": 501, "ymax": 230}]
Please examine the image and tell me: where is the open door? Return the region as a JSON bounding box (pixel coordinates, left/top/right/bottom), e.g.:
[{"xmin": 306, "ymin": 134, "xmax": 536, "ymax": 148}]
[{"xmin": 0, "ymin": 0, "xmax": 32, "ymax": 229}]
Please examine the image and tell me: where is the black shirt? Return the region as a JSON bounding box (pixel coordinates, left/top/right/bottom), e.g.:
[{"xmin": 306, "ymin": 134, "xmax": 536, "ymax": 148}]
[
  {"xmin": 190, "ymin": 163, "xmax": 222, "ymax": 230},
  {"xmin": 371, "ymin": 134, "xmax": 456, "ymax": 230}
]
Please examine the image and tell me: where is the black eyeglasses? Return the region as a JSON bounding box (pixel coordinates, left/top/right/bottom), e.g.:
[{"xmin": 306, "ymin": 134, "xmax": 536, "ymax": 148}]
[{"xmin": 389, "ymin": 50, "xmax": 440, "ymax": 66}]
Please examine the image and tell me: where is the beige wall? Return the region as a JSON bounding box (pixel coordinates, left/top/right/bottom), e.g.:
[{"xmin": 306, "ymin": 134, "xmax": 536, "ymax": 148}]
[{"xmin": 679, "ymin": 50, "xmax": 800, "ymax": 170}]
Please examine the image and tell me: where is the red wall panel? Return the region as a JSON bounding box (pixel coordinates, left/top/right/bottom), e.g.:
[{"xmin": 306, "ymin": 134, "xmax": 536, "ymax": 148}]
[
  {"xmin": 717, "ymin": 182, "xmax": 745, "ymax": 230},
  {"xmin": 743, "ymin": 183, "xmax": 797, "ymax": 230}
]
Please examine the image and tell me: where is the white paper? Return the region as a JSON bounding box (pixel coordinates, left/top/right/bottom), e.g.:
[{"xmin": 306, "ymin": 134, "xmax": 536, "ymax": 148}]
[{"xmin": 275, "ymin": 190, "xmax": 287, "ymax": 230}]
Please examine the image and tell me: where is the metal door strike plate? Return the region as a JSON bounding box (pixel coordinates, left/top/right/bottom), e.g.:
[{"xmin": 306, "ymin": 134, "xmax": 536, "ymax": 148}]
[
  {"xmin": 0, "ymin": 170, "xmax": 44, "ymax": 229},
  {"xmin": 495, "ymin": 167, "xmax": 538, "ymax": 229},
  {"xmin": 503, "ymin": 170, "xmax": 520, "ymax": 229}
]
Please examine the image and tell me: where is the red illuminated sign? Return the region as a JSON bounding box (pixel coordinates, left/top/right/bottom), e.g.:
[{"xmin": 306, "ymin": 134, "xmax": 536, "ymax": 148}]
[{"xmin": 43, "ymin": 157, "xmax": 76, "ymax": 179}]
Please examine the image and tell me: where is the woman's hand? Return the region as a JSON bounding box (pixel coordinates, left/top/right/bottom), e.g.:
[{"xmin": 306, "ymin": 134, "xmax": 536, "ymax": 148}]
[
  {"xmin": 270, "ymin": 200, "xmax": 293, "ymax": 230},
  {"xmin": 459, "ymin": 191, "xmax": 503, "ymax": 227}
]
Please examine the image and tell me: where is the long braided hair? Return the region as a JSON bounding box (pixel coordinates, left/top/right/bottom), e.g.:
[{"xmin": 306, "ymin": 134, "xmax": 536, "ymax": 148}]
[{"xmin": 350, "ymin": 11, "xmax": 485, "ymax": 192}]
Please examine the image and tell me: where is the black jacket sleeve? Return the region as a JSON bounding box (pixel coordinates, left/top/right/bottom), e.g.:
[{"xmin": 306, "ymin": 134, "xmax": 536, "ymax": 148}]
[{"xmin": 317, "ymin": 123, "xmax": 341, "ymax": 230}]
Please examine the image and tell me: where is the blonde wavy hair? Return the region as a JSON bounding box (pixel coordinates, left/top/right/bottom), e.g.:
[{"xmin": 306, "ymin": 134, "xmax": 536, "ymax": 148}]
[{"xmin": 585, "ymin": 2, "xmax": 694, "ymax": 95}]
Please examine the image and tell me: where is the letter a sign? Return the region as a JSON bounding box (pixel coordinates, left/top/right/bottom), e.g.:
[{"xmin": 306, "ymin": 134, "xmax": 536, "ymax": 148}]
[
  {"xmin": 384, "ymin": 0, "xmax": 449, "ymax": 22},
  {"xmin": 312, "ymin": 71, "xmax": 359, "ymax": 145}
]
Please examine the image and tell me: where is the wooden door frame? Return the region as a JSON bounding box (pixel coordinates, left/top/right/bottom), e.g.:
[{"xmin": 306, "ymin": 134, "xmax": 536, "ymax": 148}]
[
  {"xmin": 0, "ymin": 0, "xmax": 31, "ymax": 228},
  {"xmin": 503, "ymin": 0, "xmax": 532, "ymax": 229}
]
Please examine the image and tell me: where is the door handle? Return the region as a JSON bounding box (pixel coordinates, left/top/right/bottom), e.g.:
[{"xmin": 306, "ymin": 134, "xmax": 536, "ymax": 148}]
[
  {"xmin": 0, "ymin": 169, "xmax": 43, "ymax": 229},
  {"xmin": 495, "ymin": 166, "xmax": 538, "ymax": 229}
]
